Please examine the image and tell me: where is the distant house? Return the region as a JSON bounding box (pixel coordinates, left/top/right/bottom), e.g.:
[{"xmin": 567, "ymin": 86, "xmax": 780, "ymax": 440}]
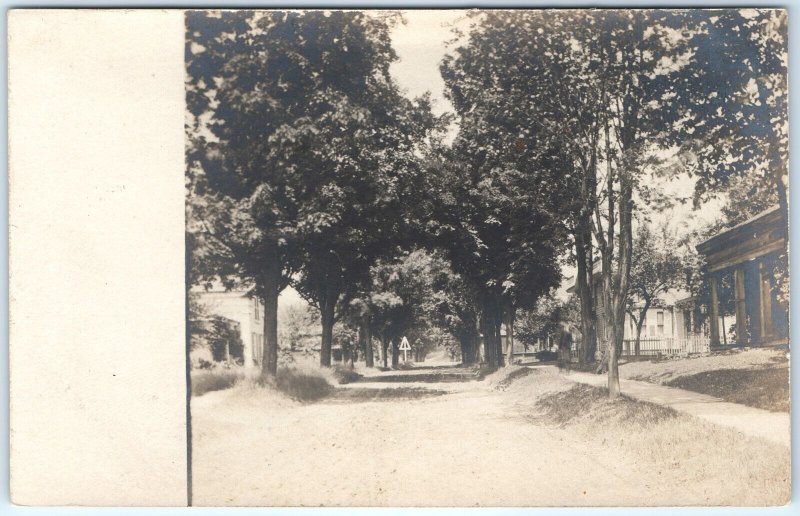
[
  {"xmin": 566, "ymin": 261, "xmax": 710, "ymax": 358},
  {"xmin": 696, "ymin": 206, "xmax": 789, "ymax": 347},
  {"xmin": 623, "ymin": 290, "xmax": 710, "ymax": 356},
  {"xmin": 190, "ymin": 315, "xmax": 241, "ymax": 368},
  {"xmin": 191, "ymin": 285, "xmax": 265, "ymax": 371}
]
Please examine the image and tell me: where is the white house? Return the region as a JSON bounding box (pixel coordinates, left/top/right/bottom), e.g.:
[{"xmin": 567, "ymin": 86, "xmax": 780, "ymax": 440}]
[
  {"xmin": 565, "ymin": 261, "xmax": 710, "ymax": 358},
  {"xmin": 191, "ymin": 285, "xmax": 265, "ymax": 372}
]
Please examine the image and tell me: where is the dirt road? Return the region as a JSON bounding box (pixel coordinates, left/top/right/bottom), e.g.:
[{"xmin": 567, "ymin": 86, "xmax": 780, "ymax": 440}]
[{"xmin": 191, "ymin": 364, "xmax": 789, "ymax": 506}]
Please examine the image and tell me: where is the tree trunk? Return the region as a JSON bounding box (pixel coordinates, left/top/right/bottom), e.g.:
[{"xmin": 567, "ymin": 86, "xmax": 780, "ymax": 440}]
[
  {"xmin": 494, "ymin": 308, "xmax": 505, "ymax": 367},
  {"xmin": 261, "ymin": 255, "xmax": 281, "ymax": 379},
  {"xmin": 381, "ymin": 334, "xmax": 389, "ymax": 368},
  {"xmin": 504, "ymin": 307, "xmax": 516, "ymax": 366},
  {"xmin": 633, "ymin": 298, "xmax": 651, "ymax": 357},
  {"xmin": 574, "ymin": 145, "xmax": 597, "ymax": 365},
  {"xmin": 391, "ymin": 337, "xmax": 399, "ymax": 368},
  {"xmin": 608, "ymin": 177, "xmax": 634, "ymax": 399},
  {"xmin": 608, "ymin": 326, "xmax": 620, "ymax": 397},
  {"xmin": 459, "ymin": 334, "xmax": 471, "ymax": 365},
  {"xmin": 575, "ymin": 222, "xmax": 596, "ymax": 364},
  {"xmin": 631, "ymin": 314, "xmax": 644, "ymax": 357},
  {"xmin": 319, "ymin": 290, "xmax": 338, "ymax": 368},
  {"xmin": 480, "ymin": 311, "xmax": 496, "ymax": 367},
  {"xmin": 362, "ymin": 318, "xmax": 374, "ymax": 368}
]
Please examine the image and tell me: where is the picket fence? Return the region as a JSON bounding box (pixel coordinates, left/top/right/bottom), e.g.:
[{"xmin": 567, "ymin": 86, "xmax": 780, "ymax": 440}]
[{"xmin": 621, "ymin": 334, "xmax": 710, "ymax": 357}]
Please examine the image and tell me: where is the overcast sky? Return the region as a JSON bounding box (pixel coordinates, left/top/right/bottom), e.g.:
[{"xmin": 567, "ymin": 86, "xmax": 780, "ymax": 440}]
[{"xmin": 388, "ymin": 10, "xmax": 468, "ymax": 116}]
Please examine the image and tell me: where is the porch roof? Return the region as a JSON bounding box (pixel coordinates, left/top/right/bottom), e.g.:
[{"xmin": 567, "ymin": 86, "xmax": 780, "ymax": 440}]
[{"xmin": 696, "ymin": 206, "xmax": 786, "ymax": 273}]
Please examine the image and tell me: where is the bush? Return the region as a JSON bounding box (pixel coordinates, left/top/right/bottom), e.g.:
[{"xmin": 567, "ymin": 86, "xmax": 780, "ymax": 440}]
[
  {"xmin": 269, "ymin": 368, "xmax": 333, "ymax": 402},
  {"xmin": 331, "ymin": 365, "xmax": 362, "ymax": 385},
  {"xmin": 192, "ymin": 368, "xmax": 242, "ymax": 396}
]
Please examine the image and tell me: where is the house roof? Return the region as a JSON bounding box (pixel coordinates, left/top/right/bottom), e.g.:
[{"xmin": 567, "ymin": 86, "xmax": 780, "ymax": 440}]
[
  {"xmin": 628, "ymin": 288, "xmax": 691, "ymax": 308},
  {"xmin": 189, "ymin": 278, "xmax": 253, "ymax": 295}
]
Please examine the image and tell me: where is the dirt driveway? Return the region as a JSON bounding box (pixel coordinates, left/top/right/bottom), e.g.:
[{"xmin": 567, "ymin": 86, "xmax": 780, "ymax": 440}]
[{"xmin": 191, "ymin": 364, "xmax": 788, "ymax": 506}]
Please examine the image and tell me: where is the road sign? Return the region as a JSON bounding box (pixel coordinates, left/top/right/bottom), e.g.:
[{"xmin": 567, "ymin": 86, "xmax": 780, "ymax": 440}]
[{"xmin": 399, "ymin": 336, "xmax": 411, "ymax": 362}]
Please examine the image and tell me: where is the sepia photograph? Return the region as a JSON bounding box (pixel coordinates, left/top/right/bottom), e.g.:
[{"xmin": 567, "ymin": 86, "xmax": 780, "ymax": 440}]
[
  {"xmin": 185, "ymin": 8, "xmax": 790, "ymax": 507},
  {"xmin": 5, "ymin": 4, "xmax": 795, "ymax": 511}
]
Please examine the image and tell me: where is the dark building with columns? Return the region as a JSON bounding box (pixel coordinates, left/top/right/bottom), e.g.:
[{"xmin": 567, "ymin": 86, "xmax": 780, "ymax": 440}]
[{"xmin": 696, "ymin": 206, "xmax": 789, "ymax": 348}]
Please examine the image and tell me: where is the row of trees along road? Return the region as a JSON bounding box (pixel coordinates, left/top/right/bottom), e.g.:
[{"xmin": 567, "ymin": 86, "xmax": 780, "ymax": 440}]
[
  {"xmin": 186, "ymin": 11, "xmax": 443, "ymax": 378},
  {"xmin": 442, "ymin": 9, "xmax": 786, "ymax": 397},
  {"xmin": 187, "ymin": 10, "xmax": 787, "ymax": 398}
]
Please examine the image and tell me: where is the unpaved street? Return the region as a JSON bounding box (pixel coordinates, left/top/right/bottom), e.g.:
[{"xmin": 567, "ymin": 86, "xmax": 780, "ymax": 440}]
[{"xmin": 191, "ymin": 365, "xmax": 789, "ymax": 506}]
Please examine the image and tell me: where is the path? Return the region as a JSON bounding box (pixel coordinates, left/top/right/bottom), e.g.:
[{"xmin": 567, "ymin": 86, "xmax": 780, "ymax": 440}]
[
  {"xmin": 191, "ymin": 363, "xmax": 789, "ymax": 506},
  {"xmin": 192, "ymin": 366, "xmax": 631, "ymax": 506},
  {"xmin": 558, "ymin": 367, "xmax": 790, "ymax": 447}
]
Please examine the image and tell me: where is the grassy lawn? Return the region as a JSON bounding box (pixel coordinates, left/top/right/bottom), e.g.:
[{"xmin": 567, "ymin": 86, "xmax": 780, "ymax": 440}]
[
  {"xmin": 191, "ymin": 365, "xmax": 334, "ymax": 401},
  {"xmin": 619, "ymin": 348, "xmax": 789, "ymax": 412},
  {"xmin": 530, "ymin": 380, "xmax": 789, "ymax": 505},
  {"xmin": 667, "ymin": 368, "xmax": 789, "ymax": 412}
]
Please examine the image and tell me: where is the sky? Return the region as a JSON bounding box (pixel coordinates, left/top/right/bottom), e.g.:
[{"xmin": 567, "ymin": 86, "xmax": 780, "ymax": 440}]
[{"xmin": 388, "ymin": 10, "xmax": 468, "ymax": 117}]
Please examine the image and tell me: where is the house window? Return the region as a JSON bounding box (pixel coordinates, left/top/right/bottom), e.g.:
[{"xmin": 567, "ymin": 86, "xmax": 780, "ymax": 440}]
[
  {"xmin": 657, "ymin": 311, "xmax": 665, "ymax": 336},
  {"xmin": 254, "ymin": 298, "xmax": 260, "ymax": 320},
  {"xmin": 649, "ymin": 325, "xmax": 656, "ymax": 337}
]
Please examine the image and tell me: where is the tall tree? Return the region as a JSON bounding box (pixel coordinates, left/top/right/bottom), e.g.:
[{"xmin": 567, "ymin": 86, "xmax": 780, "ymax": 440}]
[
  {"xmin": 287, "ymin": 85, "xmax": 439, "ymax": 367},
  {"xmin": 186, "ymin": 11, "xmax": 439, "ymax": 373},
  {"xmin": 440, "ymin": 11, "xmax": 604, "ymax": 367},
  {"xmin": 439, "ymin": 18, "xmax": 575, "ymax": 367},
  {"xmin": 656, "ymin": 9, "xmax": 788, "ymax": 220}
]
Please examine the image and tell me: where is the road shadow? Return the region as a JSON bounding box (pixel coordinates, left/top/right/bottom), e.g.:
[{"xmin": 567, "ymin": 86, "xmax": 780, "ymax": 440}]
[
  {"xmin": 360, "ymin": 372, "xmax": 479, "ymax": 383},
  {"xmin": 325, "ymin": 387, "xmax": 448, "ymax": 403},
  {"xmin": 394, "ymin": 364, "xmax": 468, "ymax": 370}
]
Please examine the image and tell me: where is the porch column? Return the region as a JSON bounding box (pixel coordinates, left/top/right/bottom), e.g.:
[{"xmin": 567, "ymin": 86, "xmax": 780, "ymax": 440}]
[
  {"xmin": 734, "ymin": 267, "xmax": 748, "ymax": 345},
  {"xmin": 709, "ymin": 274, "xmax": 721, "ymax": 347},
  {"xmin": 758, "ymin": 261, "xmax": 774, "ymax": 343}
]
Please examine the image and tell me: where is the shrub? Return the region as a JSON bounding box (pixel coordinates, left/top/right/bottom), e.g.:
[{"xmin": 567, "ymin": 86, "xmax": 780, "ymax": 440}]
[
  {"xmin": 270, "ymin": 368, "xmax": 333, "ymax": 402},
  {"xmin": 331, "ymin": 365, "xmax": 362, "ymax": 385},
  {"xmin": 192, "ymin": 368, "xmax": 242, "ymax": 396}
]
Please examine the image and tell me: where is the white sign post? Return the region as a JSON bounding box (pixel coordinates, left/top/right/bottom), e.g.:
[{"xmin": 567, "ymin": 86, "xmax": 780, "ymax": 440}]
[{"xmin": 399, "ymin": 336, "xmax": 411, "ymax": 362}]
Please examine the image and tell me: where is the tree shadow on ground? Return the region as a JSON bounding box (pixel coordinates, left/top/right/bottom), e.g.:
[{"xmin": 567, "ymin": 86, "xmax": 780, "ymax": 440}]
[
  {"xmin": 361, "ymin": 372, "xmax": 479, "ymax": 383},
  {"xmin": 324, "ymin": 387, "xmax": 448, "ymax": 403},
  {"xmin": 666, "ymin": 368, "xmax": 789, "ymax": 412},
  {"xmin": 395, "ymin": 364, "xmax": 469, "ymax": 370}
]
